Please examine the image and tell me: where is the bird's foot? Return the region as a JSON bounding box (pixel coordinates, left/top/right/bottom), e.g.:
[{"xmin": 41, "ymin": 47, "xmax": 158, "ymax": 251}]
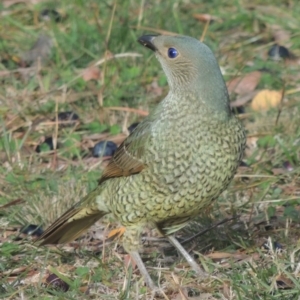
[
  {"xmin": 129, "ymin": 250, "xmax": 158, "ymax": 290},
  {"xmin": 167, "ymin": 235, "xmax": 208, "ymax": 278}
]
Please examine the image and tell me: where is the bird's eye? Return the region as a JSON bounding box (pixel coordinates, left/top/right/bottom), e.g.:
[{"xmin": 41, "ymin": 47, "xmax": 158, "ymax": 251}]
[{"xmin": 168, "ymin": 48, "xmax": 178, "ymax": 58}]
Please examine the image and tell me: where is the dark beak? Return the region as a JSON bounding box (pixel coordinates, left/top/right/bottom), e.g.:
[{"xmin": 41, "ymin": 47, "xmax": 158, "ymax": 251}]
[{"xmin": 138, "ymin": 35, "xmax": 158, "ymax": 52}]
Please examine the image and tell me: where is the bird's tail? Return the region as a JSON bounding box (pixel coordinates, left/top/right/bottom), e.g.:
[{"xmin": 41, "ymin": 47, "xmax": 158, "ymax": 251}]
[{"xmin": 36, "ymin": 192, "xmax": 108, "ymax": 245}]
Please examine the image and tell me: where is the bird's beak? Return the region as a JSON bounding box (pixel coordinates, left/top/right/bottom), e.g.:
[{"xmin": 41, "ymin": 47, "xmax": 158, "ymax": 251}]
[{"xmin": 138, "ymin": 35, "xmax": 158, "ymax": 52}]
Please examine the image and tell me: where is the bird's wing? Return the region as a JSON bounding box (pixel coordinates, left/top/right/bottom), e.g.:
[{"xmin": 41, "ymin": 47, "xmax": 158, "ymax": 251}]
[
  {"xmin": 99, "ymin": 118, "xmax": 153, "ymax": 183},
  {"xmin": 36, "ymin": 119, "xmax": 154, "ymax": 245}
]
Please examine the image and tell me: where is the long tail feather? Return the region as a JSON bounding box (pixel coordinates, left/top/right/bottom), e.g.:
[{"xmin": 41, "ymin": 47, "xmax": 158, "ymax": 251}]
[{"xmin": 36, "ymin": 206, "xmax": 107, "ymax": 245}]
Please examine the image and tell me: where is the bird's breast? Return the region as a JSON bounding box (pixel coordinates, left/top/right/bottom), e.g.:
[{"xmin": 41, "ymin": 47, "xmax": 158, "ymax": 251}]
[{"xmin": 144, "ymin": 112, "xmax": 245, "ymax": 213}]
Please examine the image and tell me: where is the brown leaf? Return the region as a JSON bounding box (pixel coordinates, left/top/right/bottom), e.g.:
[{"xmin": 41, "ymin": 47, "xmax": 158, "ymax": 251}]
[
  {"xmin": 193, "ymin": 13, "xmax": 220, "ymax": 23},
  {"xmin": 82, "ymin": 66, "xmax": 102, "ymax": 81},
  {"xmin": 230, "ymin": 91, "xmax": 259, "ymax": 107},
  {"xmin": 275, "ymin": 274, "xmax": 294, "ymax": 289},
  {"xmin": 3, "ymin": 266, "xmax": 28, "ymax": 276},
  {"xmin": 270, "ymin": 25, "xmax": 291, "ymax": 44},
  {"xmin": 227, "ymin": 71, "xmax": 261, "ymax": 95},
  {"xmin": 251, "ymin": 89, "xmax": 282, "ymax": 111},
  {"xmin": 79, "ymin": 285, "xmax": 89, "ymax": 293},
  {"xmin": 222, "ymin": 281, "xmax": 231, "ymax": 299},
  {"xmin": 206, "ymin": 251, "xmax": 248, "ymax": 260},
  {"xmin": 107, "ymin": 227, "xmax": 125, "ymax": 239}
]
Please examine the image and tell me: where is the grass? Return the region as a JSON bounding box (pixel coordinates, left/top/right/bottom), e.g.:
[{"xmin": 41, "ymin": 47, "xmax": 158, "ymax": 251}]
[{"xmin": 1, "ymin": 0, "xmax": 300, "ymax": 299}]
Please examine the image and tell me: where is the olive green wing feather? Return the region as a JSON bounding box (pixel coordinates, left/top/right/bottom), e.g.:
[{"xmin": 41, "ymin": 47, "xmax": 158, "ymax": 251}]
[
  {"xmin": 37, "ymin": 118, "xmax": 154, "ymax": 245},
  {"xmin": 99, "ymin": 118, "xmax": 154, "ymax": 183}
]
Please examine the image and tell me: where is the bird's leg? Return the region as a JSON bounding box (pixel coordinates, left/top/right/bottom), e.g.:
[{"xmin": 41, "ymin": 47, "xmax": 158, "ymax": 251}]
[
  {"xmin": 123, "ymin": 226, "xmax": 157, "ymax": 289},
  {"xmin": 167, "ymin": 235, "xmax": 208, "ymax": 277},
  {"xmin": 129, "ymin": 250, "xmax": 156, "ymax": 289}
]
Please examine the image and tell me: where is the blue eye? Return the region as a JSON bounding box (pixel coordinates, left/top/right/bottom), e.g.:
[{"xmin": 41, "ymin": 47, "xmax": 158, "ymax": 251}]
[{"xmin": 168, "ymin": 48, "xmax": 178, "ymax": 58}]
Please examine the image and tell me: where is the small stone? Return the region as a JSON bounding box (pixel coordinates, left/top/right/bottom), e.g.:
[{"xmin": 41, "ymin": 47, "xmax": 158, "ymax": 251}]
[
  {"xmin": 92, "ymin": 141, "xmax": 117, "ymax": 157},
  {"xmin": 40, "ymin": 9, "xmax": 62, "ymax": 22},
  {"xmin": 232, "ymin": 106, "xmax": 245, "ymax": 115},
  {"xmin": 46, "ymin": 273, "xmax": 69, "ymax": 292},
  {"xmin": 262, "ymin": 240, "xmax": 283, "ymax": 251},
  {"xmin": 36, "ymin": 137, "xmax": 54, "ymax": 153},
  {"xmin": 239, "ymin": 161, "xmax": 248, "ymax": 167},
  {"xmin": 283, "ymin": 161, "xmax": 293, "ymax": 172},
  {"xmin": 20, "ymin": 224, "xmax": 43, "ymax": 237},
  {"xmin": 268, "ymin": 44, "xmax": 291, "ymax": 60},
  {"xmin": 53, "ymin": 111, "xmax": 79, "ymax": 127}
]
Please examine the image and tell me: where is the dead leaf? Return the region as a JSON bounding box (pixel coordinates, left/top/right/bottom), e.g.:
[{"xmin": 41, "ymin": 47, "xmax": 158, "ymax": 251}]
[
  {"xmin": 275, "ymin": 274, "xmax": 294, "ymax": 289},
  {"xmin": 21, "ymin": 270, "xmax": 43, "ymax": 285},
  {"xmin": 193, "ymin": 13, "xmax": 220, "ymax": 23},
  {"xmin": 230, "ymin": 91, "xmax": 259, "ymax": 108},
  {"xmin": 270, "ymin": 25, "xmax": 291, "ymax": 44},
  {"xmin": 251, "ymin": 89, "xmax": 282, "ymax": 111},
  {"xmin": 2, "ymin": 266, "xmax": 28, "ymax": 276},
  {"xmin": 107, "ymin": 226, "xmax": 126, "ymax": 239},
  {"xmin": 227, "ymin": 71, "xmax": 261, "ymax": 95},
  {"xmin": 206, "ymin": 251, "xmax": 248, "ymax": 260},
  {"xmin": 79, "ymin": 285, "xmax": 89, "ymax": 293},
  {"xmin": 222, "ymin": 281, "xmax": 232, "ymax": 299},
  {"xmin": 3, "ymin": 0, "xmax": 26, "ymax": 8},
  {"xmin": 82, "ymin": 66, "xmax": 102, "ymax": 81}
]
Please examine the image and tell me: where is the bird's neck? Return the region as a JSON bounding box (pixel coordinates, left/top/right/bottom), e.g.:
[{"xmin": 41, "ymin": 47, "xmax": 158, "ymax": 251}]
[
  {"xmin": 165, "ymin": 85, "xmax": 232, "ymax": 122},
  {"xmin": 165, "ymin": 59, "xmax": 232, "ymax": 120}
]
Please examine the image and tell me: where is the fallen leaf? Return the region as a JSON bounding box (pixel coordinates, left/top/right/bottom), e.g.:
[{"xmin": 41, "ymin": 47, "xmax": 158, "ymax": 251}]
[
  {"xmin": 275, "ymin": 274, "xmax": 294, "ymax": 289},
  {"xmin": 193, "ymin": 13, "xmax": 220, "ymax": 23},
  {"xmin": 227, "ymin": 71, "xmax": 261, "ymax": 95},
  {"xmin": 82, "ymin": 66, "xmax": 102, "ymax": 81},
  {"xmin": 3, "ymin": 266, "xmax": 28, "ymax": 276},
  {"xmin": 107, "ymin": 226, "xmax": 126, "ymax": 239},
  {"xmin": 230, "ymin": 91, "xmax": 259, "ymax": 107},
  {"xmin": 222, "ymin": 281, "xmax": 231, "ymax": 299},
  {"xmin": 79, "ymin": 285, "xmax": 89, "ymax": 293},
  {"xmin": 21, "ymin": 270, "xmax": 44, "ymax": 285},
  {"xmin": 270, "ymin": 25, "xmax": 291, "ymax": 44},
  {"xmin": 251, "ymin": 89, "xmax": 282, "ymax": 111},
  {"xmin": 206, "ymin": 252, "xmax": 248, "ymax": 260}
]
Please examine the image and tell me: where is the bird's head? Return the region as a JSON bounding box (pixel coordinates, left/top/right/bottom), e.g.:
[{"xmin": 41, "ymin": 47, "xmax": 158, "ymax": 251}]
[{"xmin": 138, "ymin": 34, "xmax": 231, "ymax": 115}]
